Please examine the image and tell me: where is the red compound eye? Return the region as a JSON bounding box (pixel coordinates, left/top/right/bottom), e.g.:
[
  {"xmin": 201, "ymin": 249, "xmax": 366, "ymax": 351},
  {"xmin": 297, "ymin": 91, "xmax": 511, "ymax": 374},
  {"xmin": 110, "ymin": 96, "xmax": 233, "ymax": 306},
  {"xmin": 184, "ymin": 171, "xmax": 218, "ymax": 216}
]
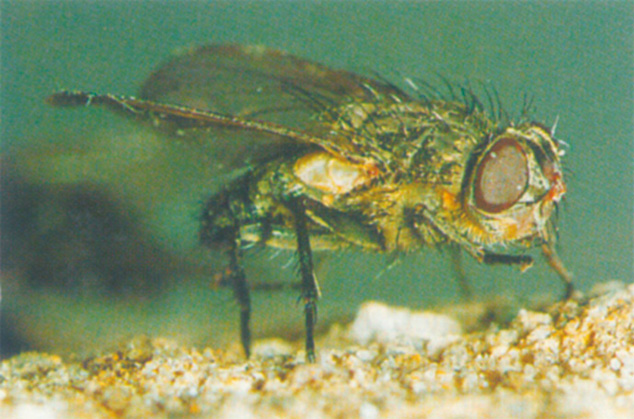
[{"xmin": 474, "ymin": 138, "xmax": 528, "ymax": 213}]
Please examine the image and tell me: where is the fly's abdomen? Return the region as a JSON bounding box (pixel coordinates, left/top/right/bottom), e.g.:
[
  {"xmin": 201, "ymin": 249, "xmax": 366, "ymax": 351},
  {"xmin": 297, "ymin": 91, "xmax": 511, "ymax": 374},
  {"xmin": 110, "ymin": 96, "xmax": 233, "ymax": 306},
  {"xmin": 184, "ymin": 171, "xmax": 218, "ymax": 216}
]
[
  {"xmin": 200, "ymin": 188, "xmax": 239, "ymax": 250},
  {"xmin": 200, "ymin": 172, "xmax": 265, "ymax": 250},
  {"xmin": 199, "ymin": 172, "xmax": 297, "ymax": 251}
]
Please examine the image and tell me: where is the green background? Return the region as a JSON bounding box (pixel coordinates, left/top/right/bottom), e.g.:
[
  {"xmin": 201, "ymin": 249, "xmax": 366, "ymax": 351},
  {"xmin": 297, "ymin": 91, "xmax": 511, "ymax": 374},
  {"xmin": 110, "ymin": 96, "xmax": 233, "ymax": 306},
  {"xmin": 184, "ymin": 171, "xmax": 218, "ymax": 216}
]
[{"xmin": 2, "ymin": 1, "xmax": 632, "ymax": 355}]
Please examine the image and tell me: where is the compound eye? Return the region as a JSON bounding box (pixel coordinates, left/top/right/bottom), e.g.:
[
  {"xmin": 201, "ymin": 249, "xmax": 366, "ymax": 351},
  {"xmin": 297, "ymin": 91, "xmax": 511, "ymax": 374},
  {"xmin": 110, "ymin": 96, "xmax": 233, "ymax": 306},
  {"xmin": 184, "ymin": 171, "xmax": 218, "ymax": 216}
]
[{"xmin": 474, "ymin": 138, "xmax": 528, "ymax": 213}]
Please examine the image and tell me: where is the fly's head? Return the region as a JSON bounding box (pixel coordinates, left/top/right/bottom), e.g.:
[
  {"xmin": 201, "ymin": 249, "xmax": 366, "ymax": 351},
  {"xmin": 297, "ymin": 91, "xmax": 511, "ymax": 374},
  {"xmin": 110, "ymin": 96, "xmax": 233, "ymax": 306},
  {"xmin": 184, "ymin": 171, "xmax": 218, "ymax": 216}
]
[{"xmin": 462, "ymin": 123, "xmax": 567, "ymax": 249}]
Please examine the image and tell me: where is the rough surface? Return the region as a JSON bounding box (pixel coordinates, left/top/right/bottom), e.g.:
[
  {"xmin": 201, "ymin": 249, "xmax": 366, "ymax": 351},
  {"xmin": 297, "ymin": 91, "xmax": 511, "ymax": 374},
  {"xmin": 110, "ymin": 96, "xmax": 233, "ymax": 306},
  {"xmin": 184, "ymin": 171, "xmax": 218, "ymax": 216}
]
[{"xmin": 1, "ymin": 282, "xmax": 633, "ymax": 419}]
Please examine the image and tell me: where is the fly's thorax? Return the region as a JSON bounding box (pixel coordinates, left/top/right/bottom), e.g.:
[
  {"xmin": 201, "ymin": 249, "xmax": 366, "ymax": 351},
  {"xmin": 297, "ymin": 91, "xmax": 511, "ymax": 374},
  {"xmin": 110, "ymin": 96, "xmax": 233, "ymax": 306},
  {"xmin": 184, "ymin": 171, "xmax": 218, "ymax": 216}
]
[{"xmin": 318, "ymin": 100, "xmax": 493, "ymax": 173}]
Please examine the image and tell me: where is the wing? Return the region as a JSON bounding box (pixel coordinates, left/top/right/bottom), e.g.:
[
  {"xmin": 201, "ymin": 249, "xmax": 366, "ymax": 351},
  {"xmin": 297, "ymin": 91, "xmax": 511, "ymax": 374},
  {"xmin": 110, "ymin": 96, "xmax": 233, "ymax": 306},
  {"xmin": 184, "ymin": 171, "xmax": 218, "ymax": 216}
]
[
  {"xmin": 48, "ymin": 45, "xmax": 412, "ymax": 167},
  {"xmin": 138, "ymin": 44, "xmax": 410, "ymax": 128},
  {"xmin": 47, "ymin": 91, "xmax": 328, "ymax": 149}
]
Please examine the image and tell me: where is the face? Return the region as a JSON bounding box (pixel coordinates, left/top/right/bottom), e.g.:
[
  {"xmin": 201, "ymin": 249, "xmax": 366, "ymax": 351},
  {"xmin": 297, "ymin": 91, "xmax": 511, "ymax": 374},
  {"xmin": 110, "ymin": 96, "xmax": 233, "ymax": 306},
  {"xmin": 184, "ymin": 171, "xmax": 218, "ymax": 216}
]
[{"xmin": 466, "ymin": 123, "xmax": 566, "ymax": 247}]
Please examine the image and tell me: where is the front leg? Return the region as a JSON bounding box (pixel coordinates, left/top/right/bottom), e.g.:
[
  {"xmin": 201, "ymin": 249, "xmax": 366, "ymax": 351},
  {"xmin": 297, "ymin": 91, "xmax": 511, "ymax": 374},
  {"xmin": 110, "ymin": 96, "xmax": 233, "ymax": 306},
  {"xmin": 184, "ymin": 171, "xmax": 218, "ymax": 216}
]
[
  {"xmin": 482, "ymin": 252, "xmax": 534, "ymax": 270},
  {"xmin": 286, "ymin": 197, "xmax": 321, "ymax": 362},
  {"xmin": 482, "ymin": 247, "xmax": 574, "ymax": 300},
  {"xmin": 541, "ymin": 243, "xmax": 574, "ymax": 299}
]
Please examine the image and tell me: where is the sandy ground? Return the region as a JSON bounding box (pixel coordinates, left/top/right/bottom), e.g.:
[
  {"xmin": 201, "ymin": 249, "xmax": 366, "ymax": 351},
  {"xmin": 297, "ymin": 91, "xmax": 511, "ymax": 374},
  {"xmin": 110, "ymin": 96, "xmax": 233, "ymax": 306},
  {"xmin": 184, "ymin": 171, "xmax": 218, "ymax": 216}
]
[{"xmin": 1, "ymin": 281, "xmax": 633, "ymax": 419}]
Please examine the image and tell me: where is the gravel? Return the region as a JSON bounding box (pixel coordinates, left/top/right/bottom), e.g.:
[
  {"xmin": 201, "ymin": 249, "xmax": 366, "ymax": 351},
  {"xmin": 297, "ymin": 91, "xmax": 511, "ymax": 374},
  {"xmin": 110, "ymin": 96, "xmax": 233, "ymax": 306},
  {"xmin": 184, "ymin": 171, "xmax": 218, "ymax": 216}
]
[{"xmin": 1, "ymin": 282, "xmax": 633, "ymax": 419}]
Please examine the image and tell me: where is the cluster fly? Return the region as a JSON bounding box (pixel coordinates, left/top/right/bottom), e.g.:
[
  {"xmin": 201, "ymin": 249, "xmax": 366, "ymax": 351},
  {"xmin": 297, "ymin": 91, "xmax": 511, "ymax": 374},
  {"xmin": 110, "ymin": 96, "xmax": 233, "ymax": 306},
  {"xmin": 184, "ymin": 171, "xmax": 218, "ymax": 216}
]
[{"xmin": 48, "ymin": 44, "xmax": 572, "ymax": 361}]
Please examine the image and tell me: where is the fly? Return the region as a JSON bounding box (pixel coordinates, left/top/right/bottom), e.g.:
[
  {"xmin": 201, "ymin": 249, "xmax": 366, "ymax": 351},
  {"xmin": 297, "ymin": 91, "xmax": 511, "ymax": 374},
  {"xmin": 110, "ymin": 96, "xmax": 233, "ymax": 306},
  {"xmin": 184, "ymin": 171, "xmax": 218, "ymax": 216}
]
[{"xmin": 47, "ymin": 44, "xmax": 573, "ymax": 361}]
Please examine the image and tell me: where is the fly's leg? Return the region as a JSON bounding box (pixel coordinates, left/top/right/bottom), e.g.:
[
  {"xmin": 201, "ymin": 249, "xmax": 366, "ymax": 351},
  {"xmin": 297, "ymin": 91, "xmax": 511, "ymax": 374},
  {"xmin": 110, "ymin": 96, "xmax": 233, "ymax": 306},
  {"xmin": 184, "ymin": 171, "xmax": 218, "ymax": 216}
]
[
  {"xmin": 227, "ymin": 230, "xmax": 251, "ymax": 358},
  {"xmin": 482, "ymin": 247, "xmax": 574, "ymax": 300},
  {"xmin": 287, "ymin": 197, "xmax": 321, "ymax": 362},
  {"xmin": 448, "ymin": 245, "xmax": 473, "ymax": 300},
  {"xmin": 200, "ymin": 188, "xmax": 253, "ymax": 359},
  {"xmin": 541, "ymin": 243, "xmax": 574, "ymax": 300},
  {"xmin": 482, "ymin": 253, "xmax": 534, "ymax": 270}
]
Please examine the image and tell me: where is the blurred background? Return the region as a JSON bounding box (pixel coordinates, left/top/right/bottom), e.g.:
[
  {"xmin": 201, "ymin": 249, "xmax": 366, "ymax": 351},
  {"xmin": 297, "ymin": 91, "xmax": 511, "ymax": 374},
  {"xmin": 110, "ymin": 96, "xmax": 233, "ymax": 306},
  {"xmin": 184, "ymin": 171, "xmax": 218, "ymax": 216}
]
[{"xmin": 2, "ymin": 1, "xmax": 633, "ymax": 358}]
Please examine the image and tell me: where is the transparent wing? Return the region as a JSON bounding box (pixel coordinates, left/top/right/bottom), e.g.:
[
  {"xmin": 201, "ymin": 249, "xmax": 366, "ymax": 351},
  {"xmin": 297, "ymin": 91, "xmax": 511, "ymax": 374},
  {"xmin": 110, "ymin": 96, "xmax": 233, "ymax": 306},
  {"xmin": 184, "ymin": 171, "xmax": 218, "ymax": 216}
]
[
  {"xmin": 139, "ymin": 44, "xmax": 410, "ymax": 129},
  {"xmin": 137, "ymin": 44, "xmax": 412, "ymax": 167},
  {"xmin": 48, "ymin": 45, "xmax": 412, "ymax": 169},
  {"xmin": 46, "ymin": 91, "xmax": 331, "ymax": 170}
]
